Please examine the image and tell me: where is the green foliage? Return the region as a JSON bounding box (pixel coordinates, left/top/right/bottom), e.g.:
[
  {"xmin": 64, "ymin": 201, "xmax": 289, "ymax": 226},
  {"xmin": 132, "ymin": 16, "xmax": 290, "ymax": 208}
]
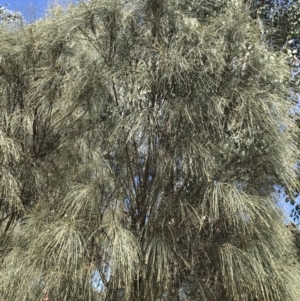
[{"xmin": 0, "ymin": 0, "xmax": 299, "ymax": 300}]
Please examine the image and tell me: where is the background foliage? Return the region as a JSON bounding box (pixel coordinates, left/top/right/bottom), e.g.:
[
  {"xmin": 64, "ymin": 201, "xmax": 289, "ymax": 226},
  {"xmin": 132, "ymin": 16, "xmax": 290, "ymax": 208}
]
[{"xmin": 249, "ymin": 0, "xmax": 300, "ymax": 220}]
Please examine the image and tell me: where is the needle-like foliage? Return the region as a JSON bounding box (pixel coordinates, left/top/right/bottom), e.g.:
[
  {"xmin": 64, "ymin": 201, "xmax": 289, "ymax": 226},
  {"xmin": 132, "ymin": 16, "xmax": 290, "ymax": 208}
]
[{"xmin": 0, "ymin": 0, "xmax": 300, "ymax": 300}]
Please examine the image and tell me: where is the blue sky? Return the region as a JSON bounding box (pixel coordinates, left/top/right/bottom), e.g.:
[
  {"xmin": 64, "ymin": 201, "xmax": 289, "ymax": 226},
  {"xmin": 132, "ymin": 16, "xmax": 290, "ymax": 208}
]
[
  {"xmin": 4, "ymin": 0, "xmax": 50, "ymax": 21},
  {"xmin": 4, "ymin": 0, "xmax": 77, "ymax": 22}
]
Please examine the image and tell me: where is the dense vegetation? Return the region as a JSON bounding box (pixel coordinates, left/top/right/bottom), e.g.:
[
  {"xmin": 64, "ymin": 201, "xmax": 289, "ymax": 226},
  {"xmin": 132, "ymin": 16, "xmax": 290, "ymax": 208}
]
[
  {"xmin": 250, "ymin": 0, "xmax": 300, "ymax": 220},
  {"xmin": 0, "ymin": 0, "xmax": 300, "ymax": 300}
]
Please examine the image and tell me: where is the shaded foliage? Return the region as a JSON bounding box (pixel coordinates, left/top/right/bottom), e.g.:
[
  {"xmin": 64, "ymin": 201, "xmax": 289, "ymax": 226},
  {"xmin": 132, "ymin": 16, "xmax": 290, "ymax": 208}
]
[
  {"xmin": 287, "ymin": 222, "xmax": 300, "ymax": 259},
  {"xmin": 0, "ymin": 0, "xmax": 299, "ymax": 300}
]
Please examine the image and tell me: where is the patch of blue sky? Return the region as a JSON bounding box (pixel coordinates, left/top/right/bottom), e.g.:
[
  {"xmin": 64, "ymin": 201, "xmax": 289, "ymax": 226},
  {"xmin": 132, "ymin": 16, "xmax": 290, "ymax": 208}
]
[
  {"xmin": 291, "ymin": 67, "xmax": 300, "ymax": 79},
  {"xmin": 233, "ymin": 180, "xmax": 248, "ymax": 191},
  {"xmin": 124, "ymin": 197, "xmax": 130, "ymax": 212},
  {"xmin": 92, "ymin": 270, "xmax": 104, "ymax": 292},
  {"xmin": 92, "ymin": 266, "xmax": 111, "ymax": 292},
  {"xmin": 273, "ymin": 184, "xmax": 297, "ymax": 224},
  {"xmin": 4, "ymin": 0, "xmax": 79, "ymax": 22}
]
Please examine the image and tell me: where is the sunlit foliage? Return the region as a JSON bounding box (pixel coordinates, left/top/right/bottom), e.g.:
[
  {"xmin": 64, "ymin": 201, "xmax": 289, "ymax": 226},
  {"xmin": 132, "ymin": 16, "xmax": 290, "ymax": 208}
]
[{"xmin": 0, "ymin": 0, "xmax": 300, "ymax": 300}]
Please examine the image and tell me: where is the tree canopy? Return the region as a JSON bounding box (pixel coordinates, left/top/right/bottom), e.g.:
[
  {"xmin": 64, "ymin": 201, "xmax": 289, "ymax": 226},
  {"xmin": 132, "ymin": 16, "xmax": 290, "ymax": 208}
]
[
  {"xmin": 0, "ymin": 0, "xmax": 300, "ymax": 300},
  {"xmin": 249, "ymin": 0, "xmax": 300, "ymax": 220}
]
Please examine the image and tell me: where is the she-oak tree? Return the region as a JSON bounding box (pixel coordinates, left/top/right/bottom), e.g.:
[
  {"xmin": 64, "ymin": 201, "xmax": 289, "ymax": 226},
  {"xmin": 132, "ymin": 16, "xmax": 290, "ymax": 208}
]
[{"xmin": 0, "ymin": 0, "xmax": 300, "ymax": 300}]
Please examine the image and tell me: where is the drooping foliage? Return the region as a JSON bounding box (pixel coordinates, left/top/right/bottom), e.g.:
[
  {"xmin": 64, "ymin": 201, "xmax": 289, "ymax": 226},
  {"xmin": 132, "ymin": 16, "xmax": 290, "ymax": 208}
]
[
  {"xmin": 250, "ymin": 0, "xmax": 300, "ymax": 220},
  {"xmin": 0, "ymin": 0, "xmax": 300, "ymax": 300}
]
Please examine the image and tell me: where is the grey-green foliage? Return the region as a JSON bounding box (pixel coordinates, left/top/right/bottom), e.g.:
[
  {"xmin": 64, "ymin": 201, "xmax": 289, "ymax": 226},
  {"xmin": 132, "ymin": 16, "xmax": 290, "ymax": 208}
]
[{"xmin": 0, "ymin": 0, "xmax": 299, "ymax": 300}]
